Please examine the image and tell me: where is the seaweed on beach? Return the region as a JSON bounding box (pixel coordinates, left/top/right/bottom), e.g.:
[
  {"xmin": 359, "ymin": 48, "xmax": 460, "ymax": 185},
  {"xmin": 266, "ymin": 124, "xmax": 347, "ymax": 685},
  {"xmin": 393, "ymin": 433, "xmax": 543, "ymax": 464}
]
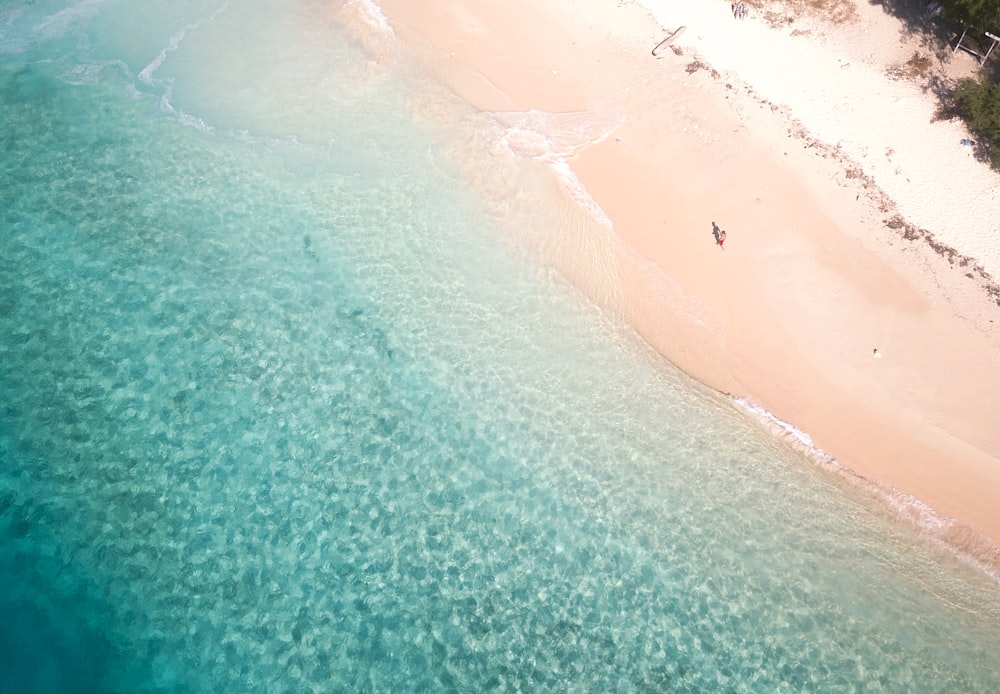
[
  {"xmin": 744, "ymin": 0, "xmax": 858, "ymax": 26},
  {"xmin": 667, "ymin": 6, "xmax": 1000, "ymax": 309},
  {"xmin": 684, "ymin": 60, "xmax": 721, "ymax": 79},
  {"xmin": 785, "ymin": 105, "xmax": 1000, "ymax": 306},
  {"xmin": 781, "ymin": 106, "xmax": 999, "ymax": 304},
  {"xmin": 884, "ymin": 213, "xmax": 1000, "ymax": 304}
]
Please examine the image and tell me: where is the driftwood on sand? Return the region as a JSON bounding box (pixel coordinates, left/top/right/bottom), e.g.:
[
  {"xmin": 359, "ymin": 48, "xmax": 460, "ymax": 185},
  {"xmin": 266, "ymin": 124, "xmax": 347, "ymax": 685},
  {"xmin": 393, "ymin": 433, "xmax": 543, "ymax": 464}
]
[{"xmin": 652, "ymin": 26, "xmax": 686, "ymax": 57}]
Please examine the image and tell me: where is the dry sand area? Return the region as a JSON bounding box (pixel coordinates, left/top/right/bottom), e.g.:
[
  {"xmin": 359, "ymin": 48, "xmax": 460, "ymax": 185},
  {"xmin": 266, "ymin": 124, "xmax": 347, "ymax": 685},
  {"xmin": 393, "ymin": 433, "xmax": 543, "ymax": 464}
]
[{"xmin": 365, "ymin": 0, "xmax": 1000, "ymax": 578}]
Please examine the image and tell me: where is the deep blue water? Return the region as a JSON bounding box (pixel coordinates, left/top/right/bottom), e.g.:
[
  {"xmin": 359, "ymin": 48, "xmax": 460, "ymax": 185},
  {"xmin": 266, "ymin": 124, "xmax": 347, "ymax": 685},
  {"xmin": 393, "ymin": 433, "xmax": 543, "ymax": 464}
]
[{"xmin": 2, "ymin": 1, "xmax": 1000, "ymax": 691}]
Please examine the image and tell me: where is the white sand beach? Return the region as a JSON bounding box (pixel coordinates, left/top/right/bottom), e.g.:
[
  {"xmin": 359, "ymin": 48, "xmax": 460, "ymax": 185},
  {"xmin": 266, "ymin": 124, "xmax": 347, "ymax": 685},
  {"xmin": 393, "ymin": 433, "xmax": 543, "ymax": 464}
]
[{"xmin": 359, "ymin": 0, "xmax": 1000, "ymax": 577}]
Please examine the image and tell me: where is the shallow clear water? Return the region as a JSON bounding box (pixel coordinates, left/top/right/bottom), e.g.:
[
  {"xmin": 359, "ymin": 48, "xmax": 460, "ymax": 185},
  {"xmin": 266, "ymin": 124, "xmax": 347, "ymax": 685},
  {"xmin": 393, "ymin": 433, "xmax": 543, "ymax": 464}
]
[{"xmin": 2, "ymin": 1, "xmax": 1000, "ymax": 691}]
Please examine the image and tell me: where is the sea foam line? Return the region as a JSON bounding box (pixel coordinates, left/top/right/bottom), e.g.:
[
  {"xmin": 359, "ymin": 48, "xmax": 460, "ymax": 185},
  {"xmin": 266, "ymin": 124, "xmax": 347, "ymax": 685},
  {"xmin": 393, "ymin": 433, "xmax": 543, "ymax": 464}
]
[
  {"xmin": 731, "ymin": 396, "xmax": 838, "ymax": 466},
  {"xmin": 731, "ymin": 395, "xmax": 1000, "ymax": 585},
  {"xmin": 492, "ymin": 109, "xmax": 624, "ymax": 233},
  {"xmin": 352, "ymin": 0, "xmax": 395, "ymax": 38},
  {"xmin": 549, "ymin": 157, "xmax": 614, "ymax": 233},
  {"xmin": 133, "ymin": 2, "xmax": 231, "ymax": 132},
  {"xmin": 138, "ymin": 2, "xmax": 230, "ymax": 86}
]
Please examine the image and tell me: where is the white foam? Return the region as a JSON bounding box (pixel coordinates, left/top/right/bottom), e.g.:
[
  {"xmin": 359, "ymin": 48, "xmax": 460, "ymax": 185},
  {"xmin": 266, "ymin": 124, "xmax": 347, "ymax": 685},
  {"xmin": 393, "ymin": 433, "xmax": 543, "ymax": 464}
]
[
  {"xmin": 334, "ymin": 0, "xmax": 398, "ymax": 77},
  {"xmin": 865, "ymin": 481, "xmax": 1000, "ymax": 585},
  {"xmin": 138, "ymin": 2, "xmax": 229, "ymax": 86},
  {"xmin": 131, "ymin": 3, "xmax": 232, "ymax": 131},
  {"xmin": 731, "ymin": 396, "xmax": 838, "ymax": 465},
  {"xmin": 549, "ymin": 157, "xmax": 615, "ymax": 232},
  {"xmin": 31, "ymin": 0, "xmax": 106, "ymax": 41},
  {"xmin": 173, "ymin": 107, "xmax": 215, "ymax": 134},
  {"xmin": 490, "ymin": 109, "xmax": 624, "ymax": 232},
  {"xmin": 352, "ymin": 0, "xmax": 395, "ymax": 38},
  {"xmin": 731, "ymin": 395, "xmax": 1000, "ymax": 584},
  {"xmin": 152, "ymin": 84, "xmax": 214, "ymax": 134},
  {"xmin": 137, "ymin": 30, "xmax": 184, "ymax": 86},
  {"xmin": 498, "ymin": 109, "xmax": 623, "ymax": 157}
]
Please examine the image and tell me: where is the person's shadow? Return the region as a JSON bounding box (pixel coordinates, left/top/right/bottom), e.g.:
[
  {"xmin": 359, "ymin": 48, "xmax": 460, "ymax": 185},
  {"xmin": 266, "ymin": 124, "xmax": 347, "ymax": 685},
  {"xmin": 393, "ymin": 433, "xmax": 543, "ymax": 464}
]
[{"xmin": 711, "ymin": 221, "xmax": 721, "ymax": 244}]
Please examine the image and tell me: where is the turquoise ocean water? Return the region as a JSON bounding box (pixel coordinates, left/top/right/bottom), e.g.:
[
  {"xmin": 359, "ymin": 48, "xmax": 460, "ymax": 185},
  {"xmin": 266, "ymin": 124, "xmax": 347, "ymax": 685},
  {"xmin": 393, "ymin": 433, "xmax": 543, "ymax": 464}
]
[{"xmin": 2, "ymin": 1, "xmax": 1000, "ymax": 691}]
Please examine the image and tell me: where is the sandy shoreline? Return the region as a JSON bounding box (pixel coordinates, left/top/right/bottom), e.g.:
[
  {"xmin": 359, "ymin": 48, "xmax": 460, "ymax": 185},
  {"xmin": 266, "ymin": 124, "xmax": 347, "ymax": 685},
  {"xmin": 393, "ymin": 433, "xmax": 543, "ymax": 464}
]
[{"xmin": 357, "ymin": 0, "xmax": 1000, "ymax": 577}]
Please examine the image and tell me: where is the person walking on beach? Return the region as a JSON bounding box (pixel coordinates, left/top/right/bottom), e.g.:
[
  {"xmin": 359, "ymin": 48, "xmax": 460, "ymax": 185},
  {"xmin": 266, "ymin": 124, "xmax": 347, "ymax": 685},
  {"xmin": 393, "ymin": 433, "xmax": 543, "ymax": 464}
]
[{"xmin": 711, "ymin": 221, "xmax": 727, "ymax": 250}]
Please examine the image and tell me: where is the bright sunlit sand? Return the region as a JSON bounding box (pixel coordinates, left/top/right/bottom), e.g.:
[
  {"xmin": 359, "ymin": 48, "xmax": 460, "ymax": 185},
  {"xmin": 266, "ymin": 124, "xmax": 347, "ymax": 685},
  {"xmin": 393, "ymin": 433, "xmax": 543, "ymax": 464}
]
[{"xmin": 372, "ymin": 0, "xmax": 1000, "ymax": 574}]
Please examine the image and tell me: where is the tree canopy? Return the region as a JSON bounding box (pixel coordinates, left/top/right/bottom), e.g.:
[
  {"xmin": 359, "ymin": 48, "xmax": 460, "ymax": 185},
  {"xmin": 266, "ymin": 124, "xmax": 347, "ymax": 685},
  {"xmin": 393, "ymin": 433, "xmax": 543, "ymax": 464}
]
[
  {"xmin": 953, "ymin": 78, "xmax": 1000, "ymax": 166},
  {"xmin": 941, "ymin": 0, "xmax": 1000, "ymax": 34}
]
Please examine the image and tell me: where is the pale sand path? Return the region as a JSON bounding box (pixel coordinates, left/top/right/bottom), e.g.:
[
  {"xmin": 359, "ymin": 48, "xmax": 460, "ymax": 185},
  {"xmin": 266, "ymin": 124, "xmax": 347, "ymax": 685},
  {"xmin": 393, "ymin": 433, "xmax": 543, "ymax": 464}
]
[{"xmin": 364, "ymin": 0, "xmax": 1000, "ymax": 574}]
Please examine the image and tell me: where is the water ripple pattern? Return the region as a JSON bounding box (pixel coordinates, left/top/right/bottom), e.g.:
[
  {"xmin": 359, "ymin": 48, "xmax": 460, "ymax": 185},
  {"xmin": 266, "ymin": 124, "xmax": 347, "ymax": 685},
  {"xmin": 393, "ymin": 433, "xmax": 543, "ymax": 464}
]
[{"xmin": 1, "ymin": 1, "xmax": 1000, "ymax": 692}]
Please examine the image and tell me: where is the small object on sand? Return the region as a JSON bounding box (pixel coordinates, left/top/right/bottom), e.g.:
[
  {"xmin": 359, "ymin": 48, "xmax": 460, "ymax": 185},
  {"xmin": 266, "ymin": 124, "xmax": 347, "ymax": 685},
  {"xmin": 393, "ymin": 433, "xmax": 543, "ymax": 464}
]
[
  {"xmin": 961, "ymin": 139, "xmax": 975, "ymax": 148},
  {"xmin": 652, "ymin": 26, "xmax": 685, "ymax": 57},
  {"xmin": 873, "ymin": 348, "xmax": 882, "ymax": 359}
]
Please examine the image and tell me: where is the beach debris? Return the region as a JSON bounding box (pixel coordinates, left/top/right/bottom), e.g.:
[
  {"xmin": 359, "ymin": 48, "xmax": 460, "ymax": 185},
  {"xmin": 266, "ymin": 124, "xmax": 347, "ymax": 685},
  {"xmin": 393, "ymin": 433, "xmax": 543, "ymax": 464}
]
[
  {"xmin": 685, "ymin": 60, "xmax": 721, "ymax": 78},
  {"xmin": 732, "ymin": 3, "xmax": 749, "ymax": 20},
  {"xmin": 873, "ymin": 348, "xmax": 882, "ymax": 359},
  {"xmin": 652, "ymin": 26, "xmax": 685, "ymax": 57},
  {"xmin": 886, "ymin": 52, "xmax": 932, "ymax": 80},
  {"xmin": 961, "ymin": 138, "xmax": 975, "ymax": 147}
]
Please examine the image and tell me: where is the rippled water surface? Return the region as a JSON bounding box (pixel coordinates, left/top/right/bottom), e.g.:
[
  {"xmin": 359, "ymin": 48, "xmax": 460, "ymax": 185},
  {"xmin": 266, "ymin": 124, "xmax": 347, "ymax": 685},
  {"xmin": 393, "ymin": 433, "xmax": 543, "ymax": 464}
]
[{"xmin": 2, "ymin": 1, "xmax": 999, "ymax": 691}]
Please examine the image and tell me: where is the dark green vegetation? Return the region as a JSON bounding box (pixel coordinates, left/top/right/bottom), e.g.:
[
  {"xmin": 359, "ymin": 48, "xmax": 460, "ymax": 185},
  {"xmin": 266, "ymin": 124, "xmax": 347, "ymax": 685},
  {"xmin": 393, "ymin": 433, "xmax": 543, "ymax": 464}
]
[
  {"xmin": 939, "ymin": 0, "xmax": 1000, "ymax": 166},
  {"xmin": 952, "ymin": 77, "xmax": 1000, "ymax": 166},
  {"xmin": 939, "ymin": 0, "xmax": 1000, "ymax": 35},
  {"xmin": 767, "ymin": 0, "xmax": 1000, "ymax": 166}
]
